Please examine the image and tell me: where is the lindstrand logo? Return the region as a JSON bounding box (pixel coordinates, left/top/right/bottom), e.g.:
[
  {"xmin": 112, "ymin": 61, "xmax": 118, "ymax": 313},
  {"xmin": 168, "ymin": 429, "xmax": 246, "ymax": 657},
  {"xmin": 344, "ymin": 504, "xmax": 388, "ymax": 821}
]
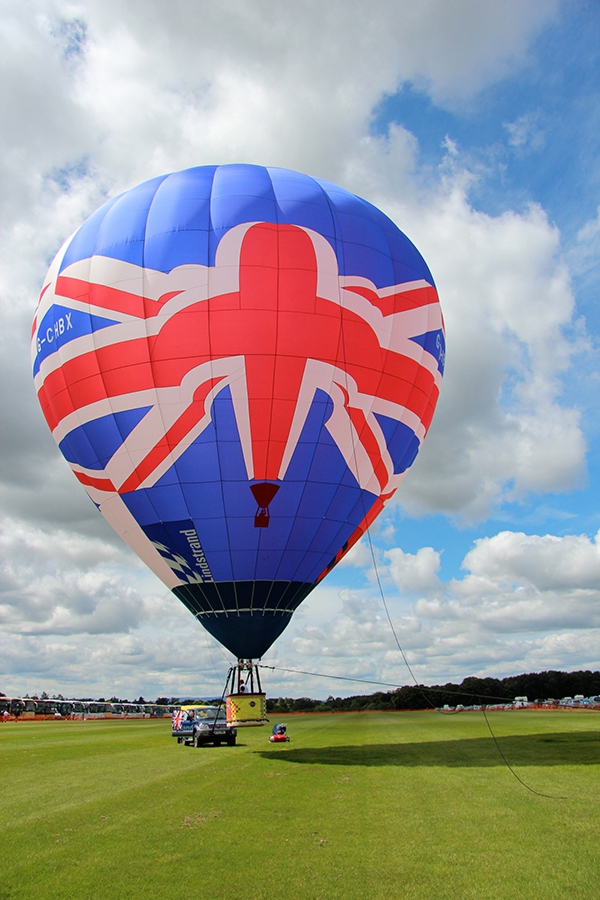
[{"xmin": 179, "ymin": 529, "xmax": 214, "ymax": 582}]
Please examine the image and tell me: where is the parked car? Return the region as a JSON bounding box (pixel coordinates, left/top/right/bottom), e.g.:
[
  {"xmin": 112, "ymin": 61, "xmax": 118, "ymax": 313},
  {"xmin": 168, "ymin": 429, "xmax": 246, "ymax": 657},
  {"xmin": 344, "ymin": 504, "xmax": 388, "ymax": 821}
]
[{"xmin": 172, "ymin": 705, "xmax": 237, "ymax": 747}]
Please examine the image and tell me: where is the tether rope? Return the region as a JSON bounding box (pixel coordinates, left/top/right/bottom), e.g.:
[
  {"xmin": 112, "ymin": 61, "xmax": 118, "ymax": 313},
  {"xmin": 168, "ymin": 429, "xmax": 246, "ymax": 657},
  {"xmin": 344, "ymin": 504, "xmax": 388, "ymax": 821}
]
[{"xmin": 364, "ymin": 521, "xmax": 566, "ymax": 798}]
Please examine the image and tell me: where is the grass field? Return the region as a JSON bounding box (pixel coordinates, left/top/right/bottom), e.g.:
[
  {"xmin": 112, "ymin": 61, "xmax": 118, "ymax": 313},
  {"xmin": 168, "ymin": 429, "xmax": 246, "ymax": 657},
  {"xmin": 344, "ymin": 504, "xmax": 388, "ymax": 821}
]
[{"xmin": 1, "ymin": 710, "xmax": 599, "ymax": 900}]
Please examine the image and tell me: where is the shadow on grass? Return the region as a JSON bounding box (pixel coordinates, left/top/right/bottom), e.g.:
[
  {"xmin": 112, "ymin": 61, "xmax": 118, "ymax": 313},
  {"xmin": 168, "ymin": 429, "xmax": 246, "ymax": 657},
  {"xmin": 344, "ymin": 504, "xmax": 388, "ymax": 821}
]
[{"xmin": 256, "ymin": 731, "xmax": 600, "ymax": 768}]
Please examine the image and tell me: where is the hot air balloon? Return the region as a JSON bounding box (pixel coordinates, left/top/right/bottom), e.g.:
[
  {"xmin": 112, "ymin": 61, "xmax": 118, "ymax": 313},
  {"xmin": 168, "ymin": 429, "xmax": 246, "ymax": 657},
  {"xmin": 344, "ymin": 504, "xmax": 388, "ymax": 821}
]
[{"xmin": 32, "ymin": 164, "xmax": 444, "ymax": 710}]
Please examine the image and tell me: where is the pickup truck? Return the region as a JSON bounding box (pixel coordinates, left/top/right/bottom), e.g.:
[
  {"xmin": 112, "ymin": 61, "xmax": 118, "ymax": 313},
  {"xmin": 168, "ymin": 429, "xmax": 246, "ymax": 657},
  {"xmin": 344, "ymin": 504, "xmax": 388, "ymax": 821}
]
[{"xmin": 172, "ymin": 705, "xmax": 237, "ymax": 747}]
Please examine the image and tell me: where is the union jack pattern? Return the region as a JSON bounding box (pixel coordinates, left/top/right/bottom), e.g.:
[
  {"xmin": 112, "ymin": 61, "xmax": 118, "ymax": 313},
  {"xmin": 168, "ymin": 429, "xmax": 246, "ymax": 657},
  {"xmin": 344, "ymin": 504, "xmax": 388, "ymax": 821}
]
[
  {"xmin": 172, "ymin": 710, "xmax": 185, "ymax": 731},
  {"xmin": 31, "ymin": 165, "xmax": 444, "ymax": 658},
  {"xmin": 33, "ymin": 220, "xmax": 443, "ymax": 591}
]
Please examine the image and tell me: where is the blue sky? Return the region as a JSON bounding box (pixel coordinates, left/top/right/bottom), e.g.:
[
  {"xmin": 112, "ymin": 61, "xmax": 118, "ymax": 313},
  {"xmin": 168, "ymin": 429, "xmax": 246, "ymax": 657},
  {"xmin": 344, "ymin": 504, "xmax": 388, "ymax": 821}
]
[
  {"xmin": 364, "ymin": 3, "xmax": 600, "ymax": 574},
  {"xmin": 374, "ymin": 6, "xmax": 600, "ymax": 237},
  {"xmin": 1, "ymin": 1, "xmax": 599, "ymax": 700}
]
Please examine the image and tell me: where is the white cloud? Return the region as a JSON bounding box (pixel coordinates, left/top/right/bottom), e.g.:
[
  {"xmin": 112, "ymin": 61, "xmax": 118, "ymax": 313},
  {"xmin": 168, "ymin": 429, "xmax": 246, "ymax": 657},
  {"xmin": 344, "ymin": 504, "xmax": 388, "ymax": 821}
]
[
  {"xmin": 386, "ymin": 546, "xmax": 442, "ymax": 593},
  {"xmin": 0, "ymin": 517, "xmax": 154, "ymax": 634},
  {"xmin": 337, "ymin": 538, "xmax": 373, "ymax": 569},
  {"xmin": 274, "ymin": 529, "xmax": 600, "ymax": 687},
  {"xmin": 462, "ymin": 529, "xmax": 600, "ymax": 591},
  {"xmin": 0, "ymin": 628, "xmax": 231, "ymax": 700},
  {"xmin": 571, "ymin": 205, "xmax": 600, "ymax": 286},
  {"xmin": 504, "ymin": 112, "xmax": 546, "ymax": 152},
  {"xmin": 380, "ymin": 183, "xmax": 586, "ymax": 520},
  {"xmin": 1, "ymin": 0, "xmax": 594, "ymax": 698},
  {"xmin": 1, "ymin": 1, "xmax": 576, "ymax": 531},
  {"xmin": 576, "ymin": 207, "xmax": 600, "ymax": 246},
  {"xmin": 417, "ymin": 530, "xmax": 600, "ymax": 633}
]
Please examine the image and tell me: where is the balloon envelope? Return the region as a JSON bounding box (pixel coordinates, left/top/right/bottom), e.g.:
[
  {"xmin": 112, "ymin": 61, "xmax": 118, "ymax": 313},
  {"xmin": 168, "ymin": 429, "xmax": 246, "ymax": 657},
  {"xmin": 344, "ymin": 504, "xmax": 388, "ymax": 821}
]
[{"xmin": 32, "ymin": 165, "xmax": 444, "ymax": 659}]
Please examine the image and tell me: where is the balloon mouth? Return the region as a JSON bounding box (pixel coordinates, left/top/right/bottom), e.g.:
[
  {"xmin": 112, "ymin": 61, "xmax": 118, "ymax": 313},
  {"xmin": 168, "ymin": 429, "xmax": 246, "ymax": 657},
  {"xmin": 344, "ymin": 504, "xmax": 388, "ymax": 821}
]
[
  {"xmin": 173, "ymin": 580, "xmax": 315, "ymax": 659},
  {"xmin": 250, "ymin": 482, "xmax": 280, "ymax": 528}
]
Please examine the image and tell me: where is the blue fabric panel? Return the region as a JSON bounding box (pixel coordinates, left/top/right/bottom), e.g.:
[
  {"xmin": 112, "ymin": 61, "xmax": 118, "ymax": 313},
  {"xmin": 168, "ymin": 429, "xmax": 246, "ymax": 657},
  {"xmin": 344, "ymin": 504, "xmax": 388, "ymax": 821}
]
[
  {"xmin": 284, "ymin": 514, "xmax": 325, "ymax": 552},
  {"xmin": 57, "ymin": 165, "xmax": 434, "ymax": 290},
  {"xmin": 410, "ymin": 328, "xmax": 446, "ymax": 375},
  {"xmin": 174, "ymin": 436, "xmax": 222, "ymax": 485},
  {"xmin": 312, "ymin": 186, "xmax": 396, "ymax": 287},
  {"xmin": 59, "ymin": 193, "xmax": 122, "ymax": 272},
  {"xmin": 231, "ymin": 550, "xmax": 261, "ymax": 581},
  {"xmin": 193, "ymin": 550, "xmax": 232, "ymax": 582},
  {"xmin": 143, "ymin": 228, "xmax": 210, "ymax": 274},
  {"xmin": 285, "ymin": 549, "xmax": 326, "ymax": 584},
  {"xmin": 332, "ymin": 207, "xmax": 392, "ymax": 255},
  {"xmin": 121, "ymin": 489, "xmax": 161, "ymax": 527},
  {"xmin": 142, "ymin": 167, "xmax": 216, "ymax": 271},
  {"xmin": 210, "ymin": 164, "xmax": 278, "ymax": 247},
  {"xmin": 302, "ymin": 438, "xmax": 347, "ymax": 484},
  {"xmin": 147, "ymin": 482, "xmax": 190, "ymax": 521},
  {"xmin": 58, "ymin": 427, "xmax": 97, "ymax": 472},
  {"xmin": 212, "ymin": 389, "xmax": 245, "ymax": 442},
  {"xmin": 337, "ymin": 241, "xmax": 395, "ymax": 286},
  {"xmin": 223, "ymin": 513, "xmax": 260, "ymax": 552},
  {"xmin": 63, "ymin": 176, "xmax": 168, "ymax": 270},
  {"xmin": 377, "ymin": 210, "xmax": 436, "ymax": 286},
  {"xmin": 296, "ymin": 480, "xmax": 340, "ymax": 515},
  {"xmin": 180, "ymin": 480, "xmax": 224, "ymax": 519},
  {"xmin": 255, "ymin": 516, "xmax": 296, "ymax": 553},
  {"xmin": 92, "ymin": 176, "xmax": 169, "ymax": 264},
  {"xmin": 190, "ymin": 516, "xmax": 229, "ymax": 553},
  {"xmin": 309, "ymin": 511, "xmax": 353, "ymax": 553},
  {"xmin": 269, "ymin": 479, "xmax": 306, "ymax": 515},
  {"xmin": 326, "ymin": 483, "xmax": 364, "ymax": 522},
  {"xmin": 268, "ymin": 167, "xmax": 337, "ymax": 242},
  {"xmin": 396, "ymin": 439, "xmax": 420, "ymax": 474},
  {"xmin": 149, "ymin": 460, "xmax": 180, "ymax": 486},
  {"xmin": 33, "ymin": 305, "xmax": 118, "ymax": 376},
  {"xmin": 221, "ymin": 482, "xmax": 261, "ymax": 521},
  {"xmin": 146, "ymin": 168, "xmax": 215, "ymax": 236},
  {"xmin": 59, "ymin": 406, "xmax": 150, "ymax": 469},
  {"xmin": 374, "ymin": 413, "xmax": 421, "ymax": 475}
]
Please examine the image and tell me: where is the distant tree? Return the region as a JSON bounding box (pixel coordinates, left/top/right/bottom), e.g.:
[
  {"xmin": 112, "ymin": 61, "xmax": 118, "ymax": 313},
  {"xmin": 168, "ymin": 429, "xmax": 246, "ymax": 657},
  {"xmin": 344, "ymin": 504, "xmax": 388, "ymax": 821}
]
[
  {"xmin": 267, "ymin": 696, "xmax": 293, "ymax": 713},
  {"xmin": 155, "ymin": 697, "xmax": 169, "ymax": 705},
  {"xmin": 41, "ymin": 691, "xmax": 49, "ymax": 700},
  {"xmin": 291, "ymin": 697, "xmax": 319, "ymax": 712},
  {"xmin": 136, "ymin": 696, "xmax": 145, "ymax": 704}
]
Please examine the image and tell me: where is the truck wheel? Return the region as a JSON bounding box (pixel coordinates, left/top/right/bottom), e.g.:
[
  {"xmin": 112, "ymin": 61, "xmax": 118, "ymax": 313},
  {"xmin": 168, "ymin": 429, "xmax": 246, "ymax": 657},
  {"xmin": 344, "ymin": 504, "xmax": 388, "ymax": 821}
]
[{"xmin": 226, "ymin": 735, "xmax": 236, "ymax": 746}]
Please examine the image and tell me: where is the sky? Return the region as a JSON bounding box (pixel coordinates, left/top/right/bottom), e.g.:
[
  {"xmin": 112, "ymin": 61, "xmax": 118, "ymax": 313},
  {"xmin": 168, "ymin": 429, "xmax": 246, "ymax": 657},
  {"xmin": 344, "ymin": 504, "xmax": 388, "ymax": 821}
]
[{"xmin": 1, "ymin": 0, "xmax": 600, "ymax": 702}]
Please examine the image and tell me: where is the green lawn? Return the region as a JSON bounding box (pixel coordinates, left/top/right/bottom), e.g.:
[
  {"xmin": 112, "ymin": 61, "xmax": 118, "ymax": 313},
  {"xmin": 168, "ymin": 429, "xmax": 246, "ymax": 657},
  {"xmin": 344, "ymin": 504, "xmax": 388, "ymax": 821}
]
[{"xmin": 1, "ymin": 711, "xmax": 599, "ymax": 900}]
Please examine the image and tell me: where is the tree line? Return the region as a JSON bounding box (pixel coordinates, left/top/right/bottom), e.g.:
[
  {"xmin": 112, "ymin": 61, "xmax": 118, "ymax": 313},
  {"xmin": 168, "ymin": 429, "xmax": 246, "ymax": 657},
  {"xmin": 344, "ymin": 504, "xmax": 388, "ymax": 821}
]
[
  {"xmin": 4, "ymin": 669, "xmax": 598, "ymax": 712},
  {"xmin": 265, "ymin": 669, "xmax": 600, "ymax": 713}
]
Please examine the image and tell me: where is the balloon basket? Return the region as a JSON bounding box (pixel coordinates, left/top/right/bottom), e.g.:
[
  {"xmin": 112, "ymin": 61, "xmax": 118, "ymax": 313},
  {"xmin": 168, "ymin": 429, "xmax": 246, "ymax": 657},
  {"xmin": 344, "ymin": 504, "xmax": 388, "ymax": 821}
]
[
  {"xmin": 224, "ymin": 660, "xmax": 269, "ymax": 727},
  {"xmin": 226, "ymin": 692, "xmax": 268, "ymax": 727}
]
